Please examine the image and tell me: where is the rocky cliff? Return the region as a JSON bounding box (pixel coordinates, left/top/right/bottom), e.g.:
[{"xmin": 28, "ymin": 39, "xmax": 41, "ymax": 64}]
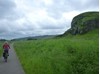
[{"xmin": 64, "ymin": 12, "xmax": 99, "ymax": 35}]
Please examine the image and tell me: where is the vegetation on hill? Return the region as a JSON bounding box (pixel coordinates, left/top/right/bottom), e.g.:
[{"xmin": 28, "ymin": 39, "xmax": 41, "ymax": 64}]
[{"xmin": 0, "ymin": 42, "xmax": 4, "ymax": 56}]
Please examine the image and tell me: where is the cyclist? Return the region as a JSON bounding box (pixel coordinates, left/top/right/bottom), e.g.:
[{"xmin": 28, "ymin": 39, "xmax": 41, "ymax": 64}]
[{"xmin": 3, "ymin": 42, "xmax": 10, "ymax": 57}]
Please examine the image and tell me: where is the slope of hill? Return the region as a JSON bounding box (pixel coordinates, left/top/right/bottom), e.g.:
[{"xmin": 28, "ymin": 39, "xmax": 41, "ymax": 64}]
[{"xmin": 14, "ymin": 29, "xmax": 98, "ymax": 74}]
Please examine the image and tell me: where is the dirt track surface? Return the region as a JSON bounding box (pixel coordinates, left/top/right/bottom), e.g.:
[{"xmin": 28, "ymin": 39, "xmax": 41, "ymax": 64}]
[{"xmin": 0, "ymin": 44, "xmax": 25, "ymax": 74}]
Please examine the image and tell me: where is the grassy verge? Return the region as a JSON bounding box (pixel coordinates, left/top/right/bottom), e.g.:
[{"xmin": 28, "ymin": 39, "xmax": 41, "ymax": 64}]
[
  {"xmin": 0, "ymin": 41, "xmax": 4, "ymax": 56},
  {"xmin": 14, "ymin": 29, "xmax": 99, "ymax": 74}
]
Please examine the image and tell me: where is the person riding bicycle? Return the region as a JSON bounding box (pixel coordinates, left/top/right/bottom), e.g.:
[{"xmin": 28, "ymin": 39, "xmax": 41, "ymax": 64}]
[{"xmin": 3, "ymin": 42, "xmax": 10, "ymax": 56}]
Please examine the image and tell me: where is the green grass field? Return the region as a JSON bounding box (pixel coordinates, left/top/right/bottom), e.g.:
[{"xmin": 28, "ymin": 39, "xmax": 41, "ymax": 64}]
[
  {"xmin": 14, "ymin": 29, "xmax": 99, "ymax": 74},
  {"xmin": 0, "ymin": 41, "xmax": 4, "ymax": 56}
]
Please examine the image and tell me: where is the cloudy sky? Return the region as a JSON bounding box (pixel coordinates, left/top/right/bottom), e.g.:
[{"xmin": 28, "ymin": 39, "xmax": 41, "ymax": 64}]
[{"xmin": 0, "ymin": 0, "xmax": 99, "ymax": 39}]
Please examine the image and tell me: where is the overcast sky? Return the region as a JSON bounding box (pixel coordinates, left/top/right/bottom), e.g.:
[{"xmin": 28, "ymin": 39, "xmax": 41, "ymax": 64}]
[{"xmin": 0, "ymin": 0, "xmax": 99, "ymax": 40}]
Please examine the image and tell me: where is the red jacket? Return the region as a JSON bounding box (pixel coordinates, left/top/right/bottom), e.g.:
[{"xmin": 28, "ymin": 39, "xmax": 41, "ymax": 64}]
[{"xmin": 3, "ymin": 43, "xmax": 10, "ymax": 50}]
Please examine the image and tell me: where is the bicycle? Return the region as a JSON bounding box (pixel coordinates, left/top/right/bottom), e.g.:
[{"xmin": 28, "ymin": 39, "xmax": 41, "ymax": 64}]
[{"xmin": 3, "ymin": 50, "xmax": 9, "ymax": 62}]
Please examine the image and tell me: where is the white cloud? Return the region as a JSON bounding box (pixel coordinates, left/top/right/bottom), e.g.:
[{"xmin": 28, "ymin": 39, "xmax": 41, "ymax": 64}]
[
  {"xmin": 42, "ymin": 0, "xmax": 53, "ymax": 6},
  {"xmin": 62, "ymin": 11, "xmax": 80, "ymax": 21}
]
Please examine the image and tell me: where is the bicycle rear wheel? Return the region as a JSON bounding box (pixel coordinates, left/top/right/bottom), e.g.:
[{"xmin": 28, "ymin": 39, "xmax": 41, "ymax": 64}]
[{"xmin": 4, "ymin": 52, "xmax": 8, "ymax": 62}]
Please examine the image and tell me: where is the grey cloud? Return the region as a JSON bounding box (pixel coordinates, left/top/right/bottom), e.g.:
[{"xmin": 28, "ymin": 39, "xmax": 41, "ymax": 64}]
[
  {"xmin": 69, "ymin": 0, "xmax": 99, "ymax": 10},
  {"xmin": 35, "ymin": 17, "xmax": 69, "ymax": 30},
  {"xmin": 0, "ymin": 0, "xmax": 17, "ymax": 19},
  {"xmin": 39, "ymin": 22, "xmax": 68, "ymax": 29},
  {"xmin": 0, "ymin": 31, "xmax": 26, "ymax": 39},
  {"xmin": 36, "ymin": 29, "xmax": 67, "ymax": 36},
  {"xmin": 0, "ymin": 0, "xmax": 23, "ymax": 21},
  {"xmin": 46, "ymin": 0, "xmax": 99, "ymax": 19}
]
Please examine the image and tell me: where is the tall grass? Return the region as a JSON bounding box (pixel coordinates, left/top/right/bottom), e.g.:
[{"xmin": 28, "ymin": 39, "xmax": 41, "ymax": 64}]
[
  {"xmin": 14, "ymin": 29, "xmax": 99, "ymax": 74},
  {"xmin": 0, "ymin": 41, "xmax": 4, "ymax": 56}
]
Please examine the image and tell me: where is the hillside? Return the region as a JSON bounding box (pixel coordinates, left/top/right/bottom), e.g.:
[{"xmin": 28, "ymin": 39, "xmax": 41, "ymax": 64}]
[
  {"xmin": 11, "ymin": 35, "xmax": 56, "ymax": 41},
  {"xmin": 14, "ymin": 29, "xmax": 99, "ymax": 74},
  {"xmin": 63, "ymin": 12, "xmax": 99, "ymax": 36}
]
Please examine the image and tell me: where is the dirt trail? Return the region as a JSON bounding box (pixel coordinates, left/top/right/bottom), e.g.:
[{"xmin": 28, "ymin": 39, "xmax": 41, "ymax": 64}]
[{"xmin": 0, "ymin": 44, "xmax": 25, "ymax": 74}]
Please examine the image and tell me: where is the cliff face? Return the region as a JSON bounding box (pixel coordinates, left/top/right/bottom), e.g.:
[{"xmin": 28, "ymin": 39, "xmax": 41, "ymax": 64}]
[{"xmin": 64, "ymin": 12, "xmax": 99, "ymax": 35}]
